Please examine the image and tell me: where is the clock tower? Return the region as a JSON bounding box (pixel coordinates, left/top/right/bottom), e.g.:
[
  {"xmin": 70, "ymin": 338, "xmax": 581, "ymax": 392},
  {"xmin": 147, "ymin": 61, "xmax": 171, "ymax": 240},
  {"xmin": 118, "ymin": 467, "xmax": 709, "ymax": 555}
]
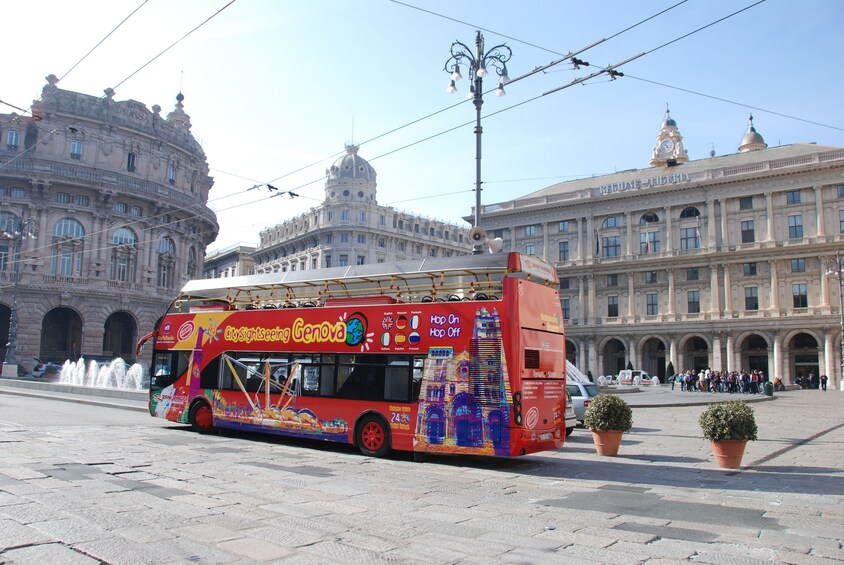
[{"xmin": 649, "ymin": 108, "xmax": 688, "ymax": 167}]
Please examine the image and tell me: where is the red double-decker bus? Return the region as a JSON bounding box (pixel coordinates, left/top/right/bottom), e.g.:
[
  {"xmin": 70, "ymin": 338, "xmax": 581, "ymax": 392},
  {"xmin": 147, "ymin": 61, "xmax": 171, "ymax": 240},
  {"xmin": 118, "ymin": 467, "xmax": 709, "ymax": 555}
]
[{"xmin": 138, "ymin": 252, "xmax": 567, "ymax": 457}]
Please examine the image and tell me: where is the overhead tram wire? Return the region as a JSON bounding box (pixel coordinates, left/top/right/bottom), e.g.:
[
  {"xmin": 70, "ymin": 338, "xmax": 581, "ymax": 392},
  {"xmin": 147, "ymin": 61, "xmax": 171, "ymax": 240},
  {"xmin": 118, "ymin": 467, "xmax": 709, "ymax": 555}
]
[
  {"xmin": 110, "ymin": 0, "xmax": 237, "ymax": 93},
  {"xmin": 206, "ymin": 0, "xmax": 720, "ymax": 207},
  {"xmin": 13, "ymin": 0, "xmax": 779, "ymax": 263},
  {"xmin": 388, "ymin": 0, "xmax": 690, "ymax": 57},
  {"xmin": 0, "ymin": 1, "xmax": 150, "ymax": 120},
  {"xmin": 58, "ymin": 0, "xmax": 151, "ymax": 83},
  {"xmin": 141, "ymin": 0, "xmax": 700, "ymax": 212},
  {"xmin": 624, "ymin": 75, "xmax": 844, "ymax": 134}
]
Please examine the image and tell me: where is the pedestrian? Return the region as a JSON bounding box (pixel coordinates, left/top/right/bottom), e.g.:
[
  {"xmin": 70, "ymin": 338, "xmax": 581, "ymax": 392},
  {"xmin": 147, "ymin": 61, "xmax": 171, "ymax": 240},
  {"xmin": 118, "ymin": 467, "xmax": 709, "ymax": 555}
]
[{"xmin": 820, "ymin": 374, "xmax": 828, "ymax": 391}]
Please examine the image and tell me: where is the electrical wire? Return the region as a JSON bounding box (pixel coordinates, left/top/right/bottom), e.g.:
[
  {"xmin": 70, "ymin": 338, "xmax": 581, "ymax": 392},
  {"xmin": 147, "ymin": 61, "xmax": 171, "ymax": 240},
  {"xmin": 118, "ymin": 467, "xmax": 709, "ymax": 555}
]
[{"xmin": 0, "ymin": 0, "xmax": 814, "ymax": 266}]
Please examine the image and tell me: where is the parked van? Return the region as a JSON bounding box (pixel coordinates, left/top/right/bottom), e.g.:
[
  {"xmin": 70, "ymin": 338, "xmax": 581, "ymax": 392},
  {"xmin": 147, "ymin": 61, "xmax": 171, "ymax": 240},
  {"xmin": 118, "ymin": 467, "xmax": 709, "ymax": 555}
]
[{"xmin": 617, "ymin": 369, "xmax": 652, "ymax": 385}]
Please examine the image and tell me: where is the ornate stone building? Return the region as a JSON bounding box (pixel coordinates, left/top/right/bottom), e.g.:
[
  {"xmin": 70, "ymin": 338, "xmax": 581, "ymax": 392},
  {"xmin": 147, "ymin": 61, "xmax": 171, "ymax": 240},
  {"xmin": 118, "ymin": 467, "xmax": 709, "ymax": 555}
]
[
  {"xmin": 0, "ymin": 76, "xmax": 217, "ymax": 372},
  {"xmin": 253, "ymin": 144, "xmax": 470, "ymax": 272},
  {"xmin": 479, "ymin": 112, "xmax": 844, "ymax": 388}
]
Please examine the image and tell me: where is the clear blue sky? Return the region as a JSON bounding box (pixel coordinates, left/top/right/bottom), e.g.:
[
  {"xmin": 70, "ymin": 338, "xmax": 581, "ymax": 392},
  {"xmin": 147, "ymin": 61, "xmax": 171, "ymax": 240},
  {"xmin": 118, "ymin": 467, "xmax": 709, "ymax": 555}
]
[{"xmin": 3, "ymin": 0, "xmax": 842, "ymax": 253}]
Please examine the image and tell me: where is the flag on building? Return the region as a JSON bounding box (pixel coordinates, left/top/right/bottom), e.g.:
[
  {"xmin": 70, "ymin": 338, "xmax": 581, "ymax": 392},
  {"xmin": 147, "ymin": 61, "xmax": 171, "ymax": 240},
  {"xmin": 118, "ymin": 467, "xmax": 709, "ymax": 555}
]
[{"xmin": 595, "ymin": 229, "xmax": 600, "ymax": 256}]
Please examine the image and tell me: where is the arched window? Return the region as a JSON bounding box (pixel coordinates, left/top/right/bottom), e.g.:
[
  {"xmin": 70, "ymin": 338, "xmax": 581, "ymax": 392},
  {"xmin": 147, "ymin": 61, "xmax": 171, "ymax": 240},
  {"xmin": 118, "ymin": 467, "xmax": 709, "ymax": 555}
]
[
  {"xmin": 680, "ymin": 207, "xmax": 701, "ymax": 219},
  {"xmin": 54, "ymin": 218, "xmax": 84, "ymax": 239},
  {"xmin": 110, "ymin": 227, "xmax": 137, "ymax": 282},
  {"xmin": 51, "ymin": 218, "xmax": 85, "ymax": 276},
  {"xmin": 158, "ymin": 237, "xmax": 176, "ymax": 288},
  {"xmin": 0, "ymin": 212, "xmax": 22, "ymax": 274},
  {"xmin": 640, "ymin": 212, "xmax": 660, "ymax": 224},
  {"xmin": 158, "ymin": 237, "xmax": 174, "ymax": 254},
  {"xmin": 601, "ymin": 217, "xmax": 619, "ymax": 229},
  {"xmin": 112, "ymin": 227, "xmax": 136, "ymax": 245}
]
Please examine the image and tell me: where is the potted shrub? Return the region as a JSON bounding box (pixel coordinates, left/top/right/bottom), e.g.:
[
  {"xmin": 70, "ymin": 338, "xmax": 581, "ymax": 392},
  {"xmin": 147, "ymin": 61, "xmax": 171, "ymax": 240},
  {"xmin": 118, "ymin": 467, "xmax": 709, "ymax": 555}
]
[
  {"xmin": 583, "ymin": 393, "xmax": 632, "ymax": 456},
  {"xmin": 699, "ymin": 400, "xmax": 758, "ymax": 468}
]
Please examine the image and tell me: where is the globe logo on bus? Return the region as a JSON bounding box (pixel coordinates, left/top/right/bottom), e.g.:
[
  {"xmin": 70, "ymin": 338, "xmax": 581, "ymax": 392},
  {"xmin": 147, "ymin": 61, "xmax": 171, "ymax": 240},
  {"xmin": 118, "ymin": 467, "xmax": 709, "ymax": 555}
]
[{"xmin": 345, "ymin": 313, "xmax": 367, "ymax": 347}]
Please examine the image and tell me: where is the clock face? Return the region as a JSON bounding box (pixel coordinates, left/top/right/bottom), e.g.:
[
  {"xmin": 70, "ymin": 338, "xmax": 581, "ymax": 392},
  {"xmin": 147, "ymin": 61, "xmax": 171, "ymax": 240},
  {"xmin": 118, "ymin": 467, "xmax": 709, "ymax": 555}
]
[{"xmin": 659, "ymin": 139, "xmax": 675, "ymax": 153}]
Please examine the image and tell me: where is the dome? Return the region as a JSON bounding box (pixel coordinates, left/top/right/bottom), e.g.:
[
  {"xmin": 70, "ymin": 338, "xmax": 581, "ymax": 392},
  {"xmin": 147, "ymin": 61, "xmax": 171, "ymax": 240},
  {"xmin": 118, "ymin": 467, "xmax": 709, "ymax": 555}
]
[
  {"xmin": 326, "ymin": 144, "xmax": 376, "ymax": 181},
  {"xmin": 738, "ymin": 114, "xmax": 767, "ymax": 152},
  {"xmin": 661, "ymin": 109, "xmax": 677, "ymax": 128}
]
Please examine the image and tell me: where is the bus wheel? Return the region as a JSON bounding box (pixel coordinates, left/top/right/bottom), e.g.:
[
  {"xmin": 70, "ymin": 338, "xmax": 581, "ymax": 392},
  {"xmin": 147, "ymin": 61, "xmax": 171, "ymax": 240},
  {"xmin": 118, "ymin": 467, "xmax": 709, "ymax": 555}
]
[
  {"xmin": 188, "ymin": 400, "xmax": 216, "ymax": 434},
  {"xmin": 357, "ymin": 415, "xmax": 390, "ymax": 457}
]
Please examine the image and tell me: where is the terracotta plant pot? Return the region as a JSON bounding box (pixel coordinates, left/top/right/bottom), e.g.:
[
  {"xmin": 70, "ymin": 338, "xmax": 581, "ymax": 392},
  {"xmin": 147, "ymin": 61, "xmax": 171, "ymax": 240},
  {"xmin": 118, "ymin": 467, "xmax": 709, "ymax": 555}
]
[
  {"xmin": 591, "ymin": 430, "xmax": 624, "ymax": 456},
  {"xmin": 710, "ymin": 439, "xmax": 748, "ymax": 469}
]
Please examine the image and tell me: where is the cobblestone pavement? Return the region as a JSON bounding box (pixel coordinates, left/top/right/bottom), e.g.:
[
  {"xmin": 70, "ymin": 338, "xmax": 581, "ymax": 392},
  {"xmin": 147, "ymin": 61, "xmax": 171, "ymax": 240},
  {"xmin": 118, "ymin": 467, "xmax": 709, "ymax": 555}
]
[{"xmin": 0, "ymin": 382, "xmax": 841, "ymax": 564}]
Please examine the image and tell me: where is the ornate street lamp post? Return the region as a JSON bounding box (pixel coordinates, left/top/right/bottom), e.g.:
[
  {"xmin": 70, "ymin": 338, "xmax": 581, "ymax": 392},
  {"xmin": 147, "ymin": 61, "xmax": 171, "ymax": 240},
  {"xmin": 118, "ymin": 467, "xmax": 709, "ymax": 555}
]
[
  {"xmin": 445, "ymin": 31, "xmax": 511, "ymax": 254},
  {"xmin": 825, "ymin": 251, "xmax": 844, "ymax": 391},
  {"xmin": 2, "ymin": 214, "xmax": 37, "ymax": 377}
]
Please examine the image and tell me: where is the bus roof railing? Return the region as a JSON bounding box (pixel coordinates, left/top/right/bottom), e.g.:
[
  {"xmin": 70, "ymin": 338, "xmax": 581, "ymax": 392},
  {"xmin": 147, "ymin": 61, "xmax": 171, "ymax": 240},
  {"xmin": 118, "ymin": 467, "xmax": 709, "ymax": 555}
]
[{"xmin": 175, "ymin": 252, "xmax": 557, "ymax": 309}]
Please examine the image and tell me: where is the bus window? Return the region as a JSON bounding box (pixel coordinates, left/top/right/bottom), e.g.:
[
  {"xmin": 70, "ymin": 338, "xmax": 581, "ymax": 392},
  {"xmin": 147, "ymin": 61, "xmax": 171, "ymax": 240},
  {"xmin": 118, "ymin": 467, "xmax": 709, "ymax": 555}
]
[
  {"xmin": 385, "ymin": 360, "xmax": 410, "ymax": 402},
  {"xmin": 302, "ymin": 366, "xmax": 320, "ymax": 394},
  {"xmin": 200, "ymin": 355, "xmax": 221, "ymax": 389},
  {"xmin": 151, "ymin": 351, "xmax": 190, "ymax": 389}
]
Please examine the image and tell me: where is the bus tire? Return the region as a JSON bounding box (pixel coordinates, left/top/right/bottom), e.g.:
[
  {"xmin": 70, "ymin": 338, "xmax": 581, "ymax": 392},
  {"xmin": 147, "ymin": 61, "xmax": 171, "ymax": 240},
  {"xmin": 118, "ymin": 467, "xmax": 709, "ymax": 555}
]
[
  {"xmin": 188, "ymin": 400, "xmax": 216, "ymax": 434},
  {"xmin": 356, "ymin": 415, "xmax": 390, "ymax": 457}
]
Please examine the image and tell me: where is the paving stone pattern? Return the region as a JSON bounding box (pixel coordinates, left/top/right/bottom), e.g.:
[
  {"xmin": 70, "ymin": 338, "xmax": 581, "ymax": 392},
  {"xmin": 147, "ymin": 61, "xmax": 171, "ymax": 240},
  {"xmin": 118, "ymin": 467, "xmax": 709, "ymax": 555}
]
[{"xmin": 0, "ymin": 384, "xmax": 842, "ymax": 564}]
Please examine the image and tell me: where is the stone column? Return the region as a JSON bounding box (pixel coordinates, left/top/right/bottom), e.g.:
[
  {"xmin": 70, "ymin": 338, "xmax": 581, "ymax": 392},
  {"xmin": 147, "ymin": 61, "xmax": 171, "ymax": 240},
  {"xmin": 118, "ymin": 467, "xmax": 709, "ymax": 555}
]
[
  {"xmin": 667, "ymin": 268, "xmax": 675, "ymax": 316},
  {"xmin": 664, "ymin": 205, "xmax": 673, "ymax": 253},
  {"xmin": 769, "ymin": 259, "xmax": 780, "ymax": 314},
  {"xmin": 578, "ymin": 218, "xmax": 585, "ymax": 261},
  {"xmin": 710, "ymin": 264, "xmax": 721, "ymax": 317},
  {"xmin": 578, "ymin": 276, "xmax": 587, "ymax": 325},
  {"xmin": 720, "ymin": 198, "xmax": 729, "ymax": 251},
  {"xmin": 628, "ymin": 271, "xmax": 636, "ymax": 321},
  {"xmin": 586, "ymin": 216, "xmax": 595, "ymax": 260},
  {"xmin": 542, "ymin": 222, "xmax": 549, "ymax": 262},
  {"xmin": 823, "ymin": 331, "xmax": 834, "ymax": 387},
  {"xmin": 820, "ymin": 255, "xmax": 830, "ymax": 308},
  {"xmin": 587, "ymin": 274, "xmax": 596, "ymax": 325},
  {"xmin": 669, "ymin": 336, "xmax": 678, "ymax": 372},
  {"xmin": 625, "ymin": 211, "xmax": 633, "ymax": 256},
  {"xmin": 588, "ymin": 338, "xmax": 598, "ymax": 378},
  {"xmin": 773, "ymin": 333, "xmax": 783, "ymax": 384},
  {"xmin": 766, "ymin": 192, "xmax": 775, "ymax": 242},
  {"xmin": 726, "ymin": 334, "xmax": 735, "ymax": 372},
  {"xmin": 815, "ymin": 184, "xmax": 825, "ymax": 239},
  {"xmin": 723, "ymin": 263, "xmax": 732, "ymax": 318},
  {"xmin": 712, "ymin": 334, "xmax": 723, "ymax": 371},
  {"xmin": 706, "ymin": 199, "xmax": 716, "ymax": 248}
]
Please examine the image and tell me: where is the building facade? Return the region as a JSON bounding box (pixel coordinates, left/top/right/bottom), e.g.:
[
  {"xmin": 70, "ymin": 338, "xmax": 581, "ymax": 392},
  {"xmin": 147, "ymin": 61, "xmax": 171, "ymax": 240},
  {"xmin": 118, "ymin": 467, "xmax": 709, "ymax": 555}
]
[
  {"xmin": 479, "ymin": 112, "xmax": 844, "ymax": 388},
  {"xmin": 0, "ymin": 76, "xmax": 217, "ymax": 371},
  {"xmin": 202, "ymin": 244, "xmax": 256, "ymax": 279},
  {"xmin": 253, "ymin": 144, "xmax": 470, "ymax": 272}
]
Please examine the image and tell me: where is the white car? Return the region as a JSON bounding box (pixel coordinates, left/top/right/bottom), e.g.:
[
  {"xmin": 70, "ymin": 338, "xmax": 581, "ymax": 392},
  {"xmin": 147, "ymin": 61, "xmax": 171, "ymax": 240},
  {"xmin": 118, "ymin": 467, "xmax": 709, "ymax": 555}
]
[
  {"xmin": 565, "ymin": 391, "xmax": 577, "ymax": 436},
  {"xmin": 566, "ymin": 382, "xmax": 602, "ymax": 425}
]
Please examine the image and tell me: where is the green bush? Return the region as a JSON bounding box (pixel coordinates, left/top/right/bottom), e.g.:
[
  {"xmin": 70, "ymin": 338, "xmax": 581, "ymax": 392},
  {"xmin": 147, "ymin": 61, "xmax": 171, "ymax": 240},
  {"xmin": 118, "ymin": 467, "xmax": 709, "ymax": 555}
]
[
  {"xmin": 699, "ymin": 400, "xmax": 758, "ymax": 441},
  {"xmin": 583, "ymin": 394, "xmax": 632, "ymax": 432}
]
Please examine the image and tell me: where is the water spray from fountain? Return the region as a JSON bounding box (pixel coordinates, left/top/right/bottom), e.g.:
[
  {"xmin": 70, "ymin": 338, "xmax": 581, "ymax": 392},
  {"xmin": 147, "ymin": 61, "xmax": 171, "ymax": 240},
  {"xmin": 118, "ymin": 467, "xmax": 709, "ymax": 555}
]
[{"xmin": 59, "ymin": 357, "xmax": 147, "ymax": 390}]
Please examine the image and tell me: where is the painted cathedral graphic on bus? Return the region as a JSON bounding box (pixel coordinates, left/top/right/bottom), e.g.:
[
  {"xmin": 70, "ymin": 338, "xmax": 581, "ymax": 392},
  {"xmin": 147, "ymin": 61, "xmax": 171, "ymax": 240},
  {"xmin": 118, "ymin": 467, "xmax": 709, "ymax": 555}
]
[{"xmin": 414, "ymin": 307, "xmax": 513, "ymax": 456}]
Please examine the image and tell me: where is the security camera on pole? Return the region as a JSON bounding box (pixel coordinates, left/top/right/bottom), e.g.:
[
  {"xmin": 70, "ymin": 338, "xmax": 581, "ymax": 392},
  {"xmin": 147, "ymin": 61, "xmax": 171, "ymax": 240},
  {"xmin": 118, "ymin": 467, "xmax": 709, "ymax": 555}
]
[{"xmin": 444, "ymin": 31, "xmax": 511, "ymax": 255}]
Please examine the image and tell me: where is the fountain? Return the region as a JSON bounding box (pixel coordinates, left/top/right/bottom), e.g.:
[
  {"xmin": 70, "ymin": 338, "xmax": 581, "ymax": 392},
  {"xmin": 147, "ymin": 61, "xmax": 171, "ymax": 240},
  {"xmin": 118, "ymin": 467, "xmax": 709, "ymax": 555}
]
[{"xmin": 58, "ymin": 357, "xmax": 148, "ymax": 390}]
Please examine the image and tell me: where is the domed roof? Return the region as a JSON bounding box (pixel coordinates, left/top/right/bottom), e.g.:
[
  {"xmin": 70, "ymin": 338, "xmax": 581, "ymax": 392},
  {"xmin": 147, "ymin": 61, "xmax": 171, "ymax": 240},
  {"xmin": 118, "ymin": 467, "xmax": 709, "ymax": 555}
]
[
  {"xmin": 661, "ymin": 109, "xmax": 677, "ymax": 128},
  {"xmin": 739, "ymin": 114, "xmax": 767, "ymax": 152},
  {"xmin": 327, "ymin": 144, "xmax": 376, "ymax": 181}
]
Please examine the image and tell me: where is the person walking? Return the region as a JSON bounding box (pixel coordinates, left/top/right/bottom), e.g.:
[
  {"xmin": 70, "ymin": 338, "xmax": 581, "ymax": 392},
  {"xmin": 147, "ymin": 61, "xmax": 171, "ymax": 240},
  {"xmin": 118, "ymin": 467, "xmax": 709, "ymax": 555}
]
[{"xmin": 820, "ymin": 374, "xmax": 828, "ymax": 391}]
